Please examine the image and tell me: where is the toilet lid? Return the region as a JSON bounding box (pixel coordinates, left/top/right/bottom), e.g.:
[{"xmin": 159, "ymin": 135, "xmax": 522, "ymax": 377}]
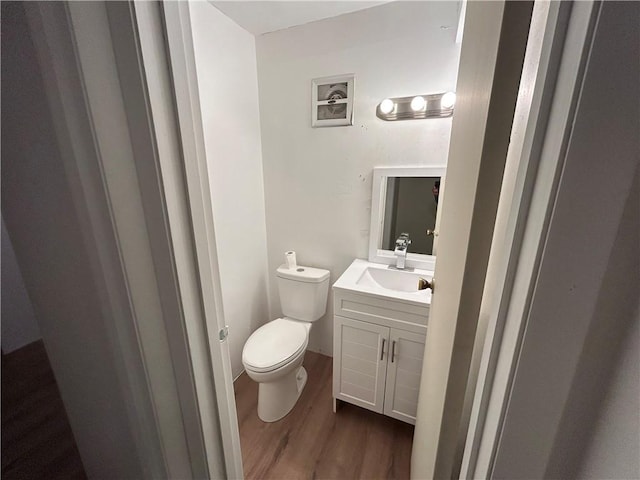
[{"xmin": 242, "ymin": 318, "xmax": 308, "ymax": 373}]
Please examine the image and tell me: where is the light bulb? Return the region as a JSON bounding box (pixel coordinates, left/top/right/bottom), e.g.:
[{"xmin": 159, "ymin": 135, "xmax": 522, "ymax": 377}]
[
  {"xmin": 441, "ymin": 92, "xmax": 456, "ymax": 109},
  {"xmin": 410, "ymin": 96, "xmax": 426, "ymax": 111},
  {"xmin": 379, "ymin": 98, "xmax": 394, "ymax": 114}
]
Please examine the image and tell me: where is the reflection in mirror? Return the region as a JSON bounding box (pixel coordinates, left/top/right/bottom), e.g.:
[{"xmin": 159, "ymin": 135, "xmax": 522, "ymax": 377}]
[
  {"xmin": 369, "ymin": 166, "xmax": 445, "ymax": 271},
  {"xmin": 381, "ymin": 177, "xmax": 440, "ymax": 255}
]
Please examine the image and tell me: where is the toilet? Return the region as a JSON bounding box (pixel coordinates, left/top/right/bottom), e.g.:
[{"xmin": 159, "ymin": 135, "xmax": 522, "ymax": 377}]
[{"xmin": 242, "ymin": 264, "xmax": 330, "ymax": 422}]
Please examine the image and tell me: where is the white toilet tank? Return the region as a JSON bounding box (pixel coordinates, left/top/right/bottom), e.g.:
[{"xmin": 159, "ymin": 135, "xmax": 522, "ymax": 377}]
[{"xmin": 276, "ymin": 265, "xmax": 330, "ymax": 322}]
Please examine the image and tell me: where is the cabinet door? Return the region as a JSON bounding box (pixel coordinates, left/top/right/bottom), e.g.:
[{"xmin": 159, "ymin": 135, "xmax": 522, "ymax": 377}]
[
  {"xmin": 333, "ymin": 316, "xmax": 389, "ymax": 413},
  {"xmin": 383, "ymin": 328, "xmax": 426, "ymax": 424}
]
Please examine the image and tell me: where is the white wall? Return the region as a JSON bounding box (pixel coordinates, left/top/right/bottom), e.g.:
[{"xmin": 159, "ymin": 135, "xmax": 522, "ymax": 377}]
[
  {"xmin": 1, "ymin": 215, "xmax": 41, "ymax": 352},
  {"xmin": 190, "ymin": 2, "xmax": 270, "ymax": 378},
  {"xmin": 256, "ymin": 1, "xmax": 461, "ymax": 354},
  {"xmin": 577, "ymin": 306, "xmax": 640, "ymax": 480}
]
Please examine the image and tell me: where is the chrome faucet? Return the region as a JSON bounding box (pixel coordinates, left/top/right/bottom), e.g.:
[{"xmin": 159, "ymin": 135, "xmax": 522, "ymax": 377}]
[{"xmin": 394, "ymin": 233, "xmax": 411, "ymax": 269}]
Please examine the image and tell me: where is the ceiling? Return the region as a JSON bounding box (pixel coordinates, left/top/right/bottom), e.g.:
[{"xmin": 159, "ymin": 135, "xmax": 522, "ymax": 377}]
[{"xmin": 210, "ymin": 1, "xmax": 394, "ymax": 36}]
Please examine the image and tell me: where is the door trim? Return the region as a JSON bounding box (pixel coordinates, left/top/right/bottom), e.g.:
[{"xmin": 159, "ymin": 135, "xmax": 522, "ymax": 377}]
[
  {"xmin": 24, "ymin": 1, "xmax": 243, "ymax": 477},
  {"xmin": 460, "ymin": 1, "xmax": 604, "ymax": 478},
  {"xmin": 410, "ymin": 2, "xmax": 534, "ymax": 478},
  {"xmin": 22, "ymin": 1, "xmax": 215, "ymax": 477},
  {"xmin": 154, "ymin": 1, "xmax": 244, "ymax": 477}
]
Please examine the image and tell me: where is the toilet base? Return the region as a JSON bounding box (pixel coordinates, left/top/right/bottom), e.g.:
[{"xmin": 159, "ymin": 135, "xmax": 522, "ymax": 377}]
[{"xmin": 257, "ymin": 366, "xmax": 307, "ymax": 422}]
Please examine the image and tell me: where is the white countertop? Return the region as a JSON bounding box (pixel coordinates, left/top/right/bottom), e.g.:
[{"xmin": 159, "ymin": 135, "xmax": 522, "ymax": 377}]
[{"xmin": 332, "ymin": 258, "xmax": 433, "ymax": 307}]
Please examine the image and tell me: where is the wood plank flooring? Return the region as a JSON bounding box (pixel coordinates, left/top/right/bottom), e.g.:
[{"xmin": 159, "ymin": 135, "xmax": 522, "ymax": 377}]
[
  {"xmin": 2, "ymin": 341, "xmax": 86, "ymax": 480},
  {"xmin": 235, "ymin": 351, "xmax": 414, "ymax": 479}
]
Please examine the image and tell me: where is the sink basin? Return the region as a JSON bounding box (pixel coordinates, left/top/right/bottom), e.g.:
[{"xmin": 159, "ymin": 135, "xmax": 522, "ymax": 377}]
[
  {"xmin": 333, "ymin": 259, "xmax": 433, "ymax": 306},
  {"xmin": 356, "ymin": 267, "xmax": 426, "ymax": 293}
]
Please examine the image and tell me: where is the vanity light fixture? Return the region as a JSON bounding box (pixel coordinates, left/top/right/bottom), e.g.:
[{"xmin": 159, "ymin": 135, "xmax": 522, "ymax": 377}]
[
  {"xmin": 379, "ymin": 98, "xmax": 395, "ymax": 114},
  {"xmin": 376, "ymin": 91, "xmax": 455, "ymax": 121},
  {"xmin": 410, "ymin": 95, "xmax": 427, "ymax": 111},
  {"xmin": 441, "ymin": 91, "xmax": 456, "ymax": 109}
]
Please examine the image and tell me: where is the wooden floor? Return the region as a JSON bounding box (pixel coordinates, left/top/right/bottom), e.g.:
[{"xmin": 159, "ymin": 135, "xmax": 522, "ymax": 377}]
[
  {"xmin": 235, "ymin": 351, "xmax": 414, "ymax": 479},
  {"xmin": 2, "ymin": 341, "xmax": 86, "ymax": 480}
]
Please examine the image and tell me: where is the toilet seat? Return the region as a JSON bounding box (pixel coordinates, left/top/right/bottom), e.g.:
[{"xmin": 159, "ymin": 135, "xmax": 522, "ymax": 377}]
[{"xmin": 242, "ymin": 318, "xmax": 308, "ymax": 373}]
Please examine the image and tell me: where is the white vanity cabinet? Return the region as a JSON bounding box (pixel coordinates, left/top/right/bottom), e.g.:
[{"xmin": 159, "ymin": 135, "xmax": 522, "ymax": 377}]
[
  {"xmin": 383, "ymin": 328, "xmax": 426, "ymax": 423},
  {"xmin": 332, "ymin": 289, "xmax": 429, "ymax": 425},
  {"xmin": 333, "ymin": 316, "xmax": 389, "ymax": 413}
]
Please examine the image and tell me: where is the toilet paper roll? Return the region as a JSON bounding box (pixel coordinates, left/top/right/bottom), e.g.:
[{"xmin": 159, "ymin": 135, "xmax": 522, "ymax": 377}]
[{"xmin": 285, "ymin": 251, "xmax": 297, "ymax": 269}]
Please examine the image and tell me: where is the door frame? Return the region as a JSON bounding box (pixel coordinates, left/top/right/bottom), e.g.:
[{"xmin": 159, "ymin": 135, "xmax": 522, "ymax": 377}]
[
  {"xmin": 22, "ymin": 1, "xmax": 242, "ymax": 477},
  {"xmin": 24, "ymin": 0, "xmax": 626, "ymax": 478},
  {"xmin": 410, "ymin": 0, "xmax": 618, "ymax": 477},
  {"xmin": 411, "ymin": 1, "xmax": 535, "ymax": 477},
  {"xmin": 457, "ymin": 1, "xmax": 582, "ymax": 476},
  {"xmin": 463, "ymin": 1, "xmax": 639, "ymax": 477},
  {"xmin": 148, "ymin": 1, "xmax": 586, "ymax": 478},
  {"xmin": 135, "ymin": 1, "xmax": 244, "ymax": 477},
  {"xmin": 132, "ymin": 1, "xmax": 636, "ymax": 478}
]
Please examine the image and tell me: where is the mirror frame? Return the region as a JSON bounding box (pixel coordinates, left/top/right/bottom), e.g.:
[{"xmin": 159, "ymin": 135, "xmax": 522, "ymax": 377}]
[{"xmin": 368, "ymin": 165, "xmax": 446, "ymax": 271}]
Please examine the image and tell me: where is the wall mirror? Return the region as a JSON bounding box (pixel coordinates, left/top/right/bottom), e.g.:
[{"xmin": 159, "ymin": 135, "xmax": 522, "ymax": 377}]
[{"xmin": 368, "ymin": 166, "xmax": 446, "ymax": 271}]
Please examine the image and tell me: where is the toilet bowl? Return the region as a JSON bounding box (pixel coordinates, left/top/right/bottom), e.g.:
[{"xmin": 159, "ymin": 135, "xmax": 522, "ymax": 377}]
[
  {"xmin": 242, "ymin": 264, "xmax": 330, "ymax": 422},
  {"xmin": 243, "ymin": 318, "xmax": 310, "ymax": 422}
]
